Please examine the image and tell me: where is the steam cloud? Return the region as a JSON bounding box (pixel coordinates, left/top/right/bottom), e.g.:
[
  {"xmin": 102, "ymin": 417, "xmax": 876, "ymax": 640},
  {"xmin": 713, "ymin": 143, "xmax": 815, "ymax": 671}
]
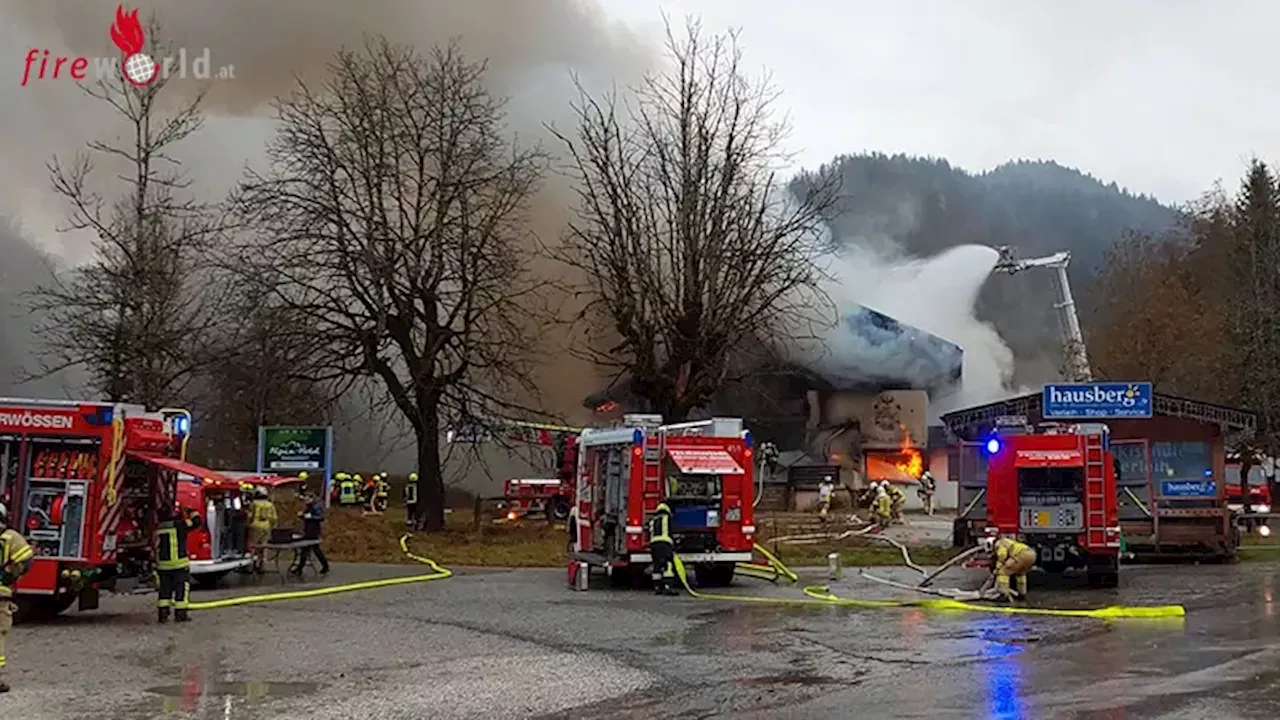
[
  {"xmin": 789, "ymin": 222, "xmax": 1021, "ymax": 414},
  {"xmin": 0, "ymin": 0, "xmax": 654, "ymax": 418}
]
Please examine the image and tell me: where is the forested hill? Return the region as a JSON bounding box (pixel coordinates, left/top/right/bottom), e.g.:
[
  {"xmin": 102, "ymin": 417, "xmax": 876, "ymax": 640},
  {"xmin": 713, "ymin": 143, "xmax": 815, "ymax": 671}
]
[{"xmin": 799, "ymin": 153, "xmax": 1183, "ymax": 384}]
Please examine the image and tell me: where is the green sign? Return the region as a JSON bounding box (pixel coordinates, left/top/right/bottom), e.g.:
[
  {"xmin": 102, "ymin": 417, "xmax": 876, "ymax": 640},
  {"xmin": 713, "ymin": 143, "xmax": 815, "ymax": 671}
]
[{"xmin": 258, "ymin": 426, "xmax": 332, "ymax": 472}]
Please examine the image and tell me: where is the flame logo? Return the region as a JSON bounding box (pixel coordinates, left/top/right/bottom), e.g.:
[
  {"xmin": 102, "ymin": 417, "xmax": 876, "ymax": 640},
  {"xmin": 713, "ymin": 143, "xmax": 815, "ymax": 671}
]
[{"xmin": 109, "ymin": 5, "xmax": 145, "ymax": 56}]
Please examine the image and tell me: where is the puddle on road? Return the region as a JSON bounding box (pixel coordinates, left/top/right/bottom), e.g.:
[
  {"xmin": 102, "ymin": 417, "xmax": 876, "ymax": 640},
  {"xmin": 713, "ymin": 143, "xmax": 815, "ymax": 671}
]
[{"xmin": 146, "ymin": 681, "xmax": 318, "ymax": 699}]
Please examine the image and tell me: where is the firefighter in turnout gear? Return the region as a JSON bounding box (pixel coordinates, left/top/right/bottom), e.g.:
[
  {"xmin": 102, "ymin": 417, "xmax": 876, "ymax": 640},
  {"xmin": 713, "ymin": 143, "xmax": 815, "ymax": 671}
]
[
  {"xmin": 248, "ymin": 487, "xmax": 277, "ymax": 574},
  {"xmin": 981, "ymin": 535, "xmax": 1037, "ymax": 602},
  {"xmin": 871, "ymin": 482, "xmax": 893, "ymax": 530},
  {"xmin": 648, "ymin": 503, "xmax": 677, "ymax": 596},
  {"xmin": 886, "ymin": 482, "xmax": 906, "ymax": 523},
  {"xmin": 404, "ymin": 473, "xmax": 419, "ymax": 526},
  {"xmin": 0, "ymin": 504, "xmax": 35, "ymax": 693},
  {"xmin": 917, "ymin": 468, "xmax": 937, "ymax": 516},
  {"xmin": 338, "ymin": 473, "xmax": 358, "ymax": 506},
  {"xmin": 375, "ymin": 473, "xmax": 390, "ymax": 513},
  {"xmin": 155, "ymin": 504, "xmax": 201, "ymax": 623}
]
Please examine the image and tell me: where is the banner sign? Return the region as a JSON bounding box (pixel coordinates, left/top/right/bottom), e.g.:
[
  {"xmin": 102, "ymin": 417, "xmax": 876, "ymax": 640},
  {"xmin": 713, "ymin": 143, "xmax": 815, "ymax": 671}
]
[
  {"xmin": 257, "ymin": 426, "xmax": 335, "ymax": 503},
  {"xmin": 1042, "ymin": 382, "xmax": 1153, "ymax": 419}
]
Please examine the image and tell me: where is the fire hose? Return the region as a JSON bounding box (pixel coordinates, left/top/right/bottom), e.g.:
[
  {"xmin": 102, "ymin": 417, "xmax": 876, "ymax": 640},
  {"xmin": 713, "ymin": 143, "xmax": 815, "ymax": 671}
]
[
  {"xmin": 187, "ymin": 535, "xmax": 451, "ymax": 611},
  {"xmin": 673, "ymin": 539, "xmax": 1186, "ymax": 620}
]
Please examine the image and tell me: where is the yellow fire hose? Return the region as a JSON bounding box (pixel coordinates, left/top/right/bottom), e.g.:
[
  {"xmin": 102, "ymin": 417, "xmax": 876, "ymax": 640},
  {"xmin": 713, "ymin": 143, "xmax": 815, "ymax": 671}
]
[
  {"xmin": 187, "ymin": 535, "xmax": 451, "ymax": 611},
  {"xmin": 674, "ymin": 547, "xmax": 1186, "ymax": 620}
]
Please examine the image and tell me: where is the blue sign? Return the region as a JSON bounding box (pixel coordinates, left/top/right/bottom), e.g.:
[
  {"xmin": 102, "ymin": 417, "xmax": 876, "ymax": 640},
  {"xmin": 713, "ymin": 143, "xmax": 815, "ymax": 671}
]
[
  {"xmin": 1042, "ymin": 382, "xmax": 1153, "ymax": 419},
  {"xmin": 1161, "ymin": 480, "xmax": 1216, "ymax": 497}
]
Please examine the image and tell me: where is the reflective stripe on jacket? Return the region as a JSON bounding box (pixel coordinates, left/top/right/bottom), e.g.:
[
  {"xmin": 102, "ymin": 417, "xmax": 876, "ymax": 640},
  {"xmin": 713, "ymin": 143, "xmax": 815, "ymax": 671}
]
[
  {"xmin": 156, "ymin": 518, "xmax": 196, "ymax": 571},
  {"xmin": 649, "ymin": 512, "xmax": 672, "ymax": 544},
  {"xmin": 404, "ymin": 482, "xmax": 417, "ymax": 504}
]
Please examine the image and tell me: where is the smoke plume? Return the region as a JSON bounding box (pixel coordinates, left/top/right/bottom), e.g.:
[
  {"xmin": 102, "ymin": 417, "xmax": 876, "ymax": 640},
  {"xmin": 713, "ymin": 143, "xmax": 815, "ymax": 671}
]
[
  {"xmin": 0, "ymin": 0, "xmax": 655, "ymax": 419},
  {"xmin": 787, "ymin": 214, "xmax": 1022, "ymax": 414}
]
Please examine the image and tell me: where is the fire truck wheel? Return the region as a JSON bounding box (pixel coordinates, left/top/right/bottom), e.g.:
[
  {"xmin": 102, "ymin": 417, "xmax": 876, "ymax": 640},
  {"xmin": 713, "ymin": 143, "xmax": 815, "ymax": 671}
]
[
  {"xmin": 694, "ymin": 563, "xmax": 736, "ymax": 588},
  {"xmin": 546, "ymin": 496, "xmax": 571, "ymax": 524}
]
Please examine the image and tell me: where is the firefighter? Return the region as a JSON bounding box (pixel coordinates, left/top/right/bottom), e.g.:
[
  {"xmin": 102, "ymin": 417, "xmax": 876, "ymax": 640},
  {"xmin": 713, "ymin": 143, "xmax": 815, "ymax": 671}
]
[
  {"xmin": 248, "ymin": 487, "xmax": 277, "ymax": 574},
  {"xmin": 296, "ymin": 471, "xmax": 310, "ymax": 501},
  {"xmin": 156, "ymin": 504, "xmax": 201, "ymax": 623},
  {"xmin": 360, "ymin": 474, "xmax": 377, "ymax": 506},
  {"xmin": 339, "ymin": 474, "xmax": 358, "ymax": 506},
  {"xmin": 758, "ymin": 441, "xmax": 780, "ymax": 479},
  {"xmin": 917, "ymin": 467, "xmax": 936, "ymax": 516},
  {"xmin": 404, "ymin": 472, "xmax": 419, "ymax": 526},
  {"xmin": 351, "ymin": 474, "xmax": 365, "ymax": 506},
  {"xmin": 817, "ymin": 476, "xmax": 835, "ymax": 517},
  {"xmin": 981, "ymin": 534, "xmax": 1037, "ymax": 602},
  {"xmin": 375, "ymin": 473, "xmax": 390, "ymax": 513},
  {"xmin": 0, "ymin": 504, "xmax": 34, "ymax": 693},
  {"xmin": 887, "ymin": 482, "xmax": 906, "ymax": 523},
  {"xmin": 871, "ymin": 482, "xmax": 893, "ymax": 530},
  {"xmin": 649, "ymin": 503, "xmax": 677, "ymax": 596},
  {"xmin": 330, "ymin": 472, "xmax": 349, "ymax": 504}
]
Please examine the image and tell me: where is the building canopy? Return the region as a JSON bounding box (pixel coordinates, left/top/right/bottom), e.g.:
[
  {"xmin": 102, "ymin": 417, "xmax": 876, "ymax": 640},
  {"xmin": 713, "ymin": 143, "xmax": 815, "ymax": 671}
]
[{"xmin": 941, "ymin": 390, "xmax": 1258, "ymax": 446}]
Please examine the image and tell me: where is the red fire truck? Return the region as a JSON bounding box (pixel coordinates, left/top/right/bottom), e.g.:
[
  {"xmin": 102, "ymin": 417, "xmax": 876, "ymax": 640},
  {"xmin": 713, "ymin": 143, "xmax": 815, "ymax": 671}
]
[
  {"xmin": 0, "ymin": 397, "xmax": 227, "ymax": 617},
  {"xmin": 448, "ymin": 418, "xmax": 581, "ymax": 523},
  {"xmin": 571, "ymin": 415, "xmax": 756, "ymax": 587},
  {"xmin": 981, "ymin": 422, "xmax": 1121, "ymax": 587},
  {"xmin": 175, "ymin": 472, "xmax": 304, "ymax": 587}
]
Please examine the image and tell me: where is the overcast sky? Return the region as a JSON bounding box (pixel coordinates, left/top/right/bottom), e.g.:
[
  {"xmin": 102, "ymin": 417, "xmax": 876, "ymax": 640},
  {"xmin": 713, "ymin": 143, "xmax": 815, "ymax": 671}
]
[{"xmin": 605, "ymin": 0, "xmax": 1280, "ymax": 204}]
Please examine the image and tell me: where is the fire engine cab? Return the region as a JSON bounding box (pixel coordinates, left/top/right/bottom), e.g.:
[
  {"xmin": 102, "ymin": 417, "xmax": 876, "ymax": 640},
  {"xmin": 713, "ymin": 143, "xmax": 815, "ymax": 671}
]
[
  {"xmin": 982, "ymin": 421, "xmax": 1121, "ymax": 588},
  {"xmin": 571, "ymin": 415, "xmax": 755, "ymax": 587},
  {"xmin": 0, "ymin": 397, "xmax": 229, "ymax": 617}
]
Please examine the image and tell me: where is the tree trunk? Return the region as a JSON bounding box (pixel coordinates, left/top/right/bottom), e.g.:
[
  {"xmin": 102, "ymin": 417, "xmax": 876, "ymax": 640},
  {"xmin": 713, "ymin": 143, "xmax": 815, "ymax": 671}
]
[{"xmin": 415, "ymin": 411, "xmax": 446, "ymax": 532}]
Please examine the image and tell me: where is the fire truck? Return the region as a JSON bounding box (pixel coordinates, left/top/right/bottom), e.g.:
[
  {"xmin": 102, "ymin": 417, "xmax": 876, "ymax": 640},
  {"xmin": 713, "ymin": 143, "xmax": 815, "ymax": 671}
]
[
  {"xmin": 0, "ymin": 397, "xmax": 225, "ymax": 618},
  {"xmin": 176, "ymin": 472, "xmax": 304, "ymax": 587},
  {"xmin": 979, "ymin": 421, "xmax": 1121, "ymax": 588},
  {"xmin": 571, "ymin": 415, "xmax": 756, "ymax": 587},
  {"xmin": 448, "ymin": 418, "xmax": 581, "ymax": 523}
]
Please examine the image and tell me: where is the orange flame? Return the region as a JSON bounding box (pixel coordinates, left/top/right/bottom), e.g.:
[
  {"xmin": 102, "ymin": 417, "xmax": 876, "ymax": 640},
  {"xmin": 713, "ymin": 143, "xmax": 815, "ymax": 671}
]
[{"xmin": 894, "ymin": 425, "xmax": 923, "ymax": 479}]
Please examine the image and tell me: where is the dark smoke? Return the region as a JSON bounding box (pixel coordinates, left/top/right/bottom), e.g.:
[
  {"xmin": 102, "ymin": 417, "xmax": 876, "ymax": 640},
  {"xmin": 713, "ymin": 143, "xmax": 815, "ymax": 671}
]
[{"xmin": 1, "ymin": 0, "xmax": 655, "ymax": 419}]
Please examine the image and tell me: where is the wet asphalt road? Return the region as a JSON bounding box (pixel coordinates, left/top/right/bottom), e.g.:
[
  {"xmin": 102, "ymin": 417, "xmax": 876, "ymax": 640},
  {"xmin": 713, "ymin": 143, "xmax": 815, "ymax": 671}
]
[{"xmin": 5, "ymin": 560, "xmax": 1280, "ymax": 719}]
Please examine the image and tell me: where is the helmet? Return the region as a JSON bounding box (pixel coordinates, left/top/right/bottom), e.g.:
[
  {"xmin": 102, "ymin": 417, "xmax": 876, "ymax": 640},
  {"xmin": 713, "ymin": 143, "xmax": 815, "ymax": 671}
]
[
  {"xmin": 354, "ymin": 474, "xmax": 362, "ymax": 481},
  {"xmin": 408, "ymin": 472, "xmax": 418, "ymax": 481},
  {"xmin": 256, "ymin": 486, "xmax": 269, "ymax": 499},
  {"xmin": 0, "ymin": 503, "xmax": 8, "ymax": 526},
  {"xmin": 655, "ymin": 503, "xmax": 671, "ymax": 514},
  {"xmin": 298, "ymin": 471, "xmax": 309, "ymax": 480},
  {"xmin": 979, "ymin": 536, "xmax": 996, "ymax": 553}
]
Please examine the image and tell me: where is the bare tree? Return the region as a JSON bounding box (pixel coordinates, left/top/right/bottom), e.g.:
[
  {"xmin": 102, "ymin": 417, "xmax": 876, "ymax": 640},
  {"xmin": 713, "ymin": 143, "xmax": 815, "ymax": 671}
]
[
  {"xmin": 550, "ymin": 19, "xmax": 839, "ymax": 422},
  {"xmin": 27, "ymin": 21, "xmax": 221, "ymax": 409},
  {"xmin": 231, "ymin": 38, "xmax": 548, "ymax": 531}
]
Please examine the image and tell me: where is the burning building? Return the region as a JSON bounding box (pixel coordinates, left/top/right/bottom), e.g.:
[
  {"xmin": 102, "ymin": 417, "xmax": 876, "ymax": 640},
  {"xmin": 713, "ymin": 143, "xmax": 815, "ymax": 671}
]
[{"xmin": 584, "ymin": 304, "xmax": 963, "ymax": 492}]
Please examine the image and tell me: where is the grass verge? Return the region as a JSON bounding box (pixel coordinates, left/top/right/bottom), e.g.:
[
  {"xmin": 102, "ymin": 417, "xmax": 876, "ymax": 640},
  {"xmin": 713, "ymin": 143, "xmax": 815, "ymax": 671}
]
[{"xmin": 310, "ymin": 504, "xmax": 958, "ymax": 568}]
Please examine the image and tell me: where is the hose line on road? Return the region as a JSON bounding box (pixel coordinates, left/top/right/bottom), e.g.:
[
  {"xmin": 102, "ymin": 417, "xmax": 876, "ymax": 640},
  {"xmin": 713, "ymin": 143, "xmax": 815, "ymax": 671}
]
[
  {"xmin": 673, "ymin": 549, "xmax": 1187, "ymax": 620},
  {"xmin": 187, "ymin": 535, "xmax": 452, "ymax": 611},
  {"xmin": 735, "ymin": 543, "xmax": 800, "ymax": 583}
]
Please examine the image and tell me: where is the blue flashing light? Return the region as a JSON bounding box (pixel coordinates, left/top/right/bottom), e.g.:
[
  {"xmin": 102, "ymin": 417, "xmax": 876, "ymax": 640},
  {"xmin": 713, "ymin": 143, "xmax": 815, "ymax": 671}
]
[
  {"xmin": 174, "ymin": 416, "xmax": 190, "ymax": 435},
  {"xmin": 742, "ymin": 430, "xmax": 753, "ymax": 449},
  {"xmin": 985, "ymin": 437, "xmax": 1001, "ymax": 455},
  {"xmin": 632, "ymin": 428, "xmax": 643, "ymax": 445},
  {"xmin": 1204, "ymin": 468, "xmax": 1212, "ymax": 477}
]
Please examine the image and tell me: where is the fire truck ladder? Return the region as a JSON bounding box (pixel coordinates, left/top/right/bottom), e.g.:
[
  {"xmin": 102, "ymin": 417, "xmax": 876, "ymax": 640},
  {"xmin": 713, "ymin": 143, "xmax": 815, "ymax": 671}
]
[{"xmin": 1084, "ymin": 434, "xmax": 1109, "ymax": 547}]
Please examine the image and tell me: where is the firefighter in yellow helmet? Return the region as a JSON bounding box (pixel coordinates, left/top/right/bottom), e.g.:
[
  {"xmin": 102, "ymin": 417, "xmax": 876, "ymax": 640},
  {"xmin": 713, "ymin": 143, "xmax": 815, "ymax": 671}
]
[
  {"xmin": 404, "ymin": 472, "xmax": 419, "ymax": 527},
  {"xmin": 0, "ymin": 503, "xmax": 35, "ymax": 693},
  {"xmin": 886, "ymin": 482, "xmax": 906, "ymax": 523},
  {"xmin": 155, "ymin": 503, "xmax": 201, "ymax": 623},
  {"xmin": 296, "ymin": 471, "xmax": 310, "ymax": 501},
  {"xmin": 248, "ymin": 487, "xmax": 278, "ymax": 574},
  {"xmin": 648, "ymin": 503, "xmax": 677, "ymax": 596},
  {"xmin": 871, "ymin": 482, "xmax": 893, "ymax": 530},
  {"xmin": 374, "ymin": 473, "xmax": 390, "ymax": 513},
  {"xmin": 338, "ymin": 473, "xmax": 358, "ymax": 506},
  {"xmin": 981, "ymin": 534, "xmax": 1037, "ymax": 602}
]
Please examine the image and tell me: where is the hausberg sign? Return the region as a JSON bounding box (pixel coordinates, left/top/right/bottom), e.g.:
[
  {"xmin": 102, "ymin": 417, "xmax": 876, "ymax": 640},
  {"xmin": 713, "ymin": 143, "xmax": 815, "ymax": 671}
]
[{"xmin": 1042, "ymin": 382, "xmax": 1153, "ymax": 420}]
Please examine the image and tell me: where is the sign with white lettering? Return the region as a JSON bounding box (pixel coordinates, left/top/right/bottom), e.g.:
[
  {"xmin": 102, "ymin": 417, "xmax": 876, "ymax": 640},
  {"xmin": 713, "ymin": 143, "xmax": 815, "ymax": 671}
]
[
  {"xmin": 1043, "ymin": 383, "xmax": 1153, "ymax": 419},
  {"xmin": 0, "ymin": 409, "xmax": 77, "ymax": 431}
]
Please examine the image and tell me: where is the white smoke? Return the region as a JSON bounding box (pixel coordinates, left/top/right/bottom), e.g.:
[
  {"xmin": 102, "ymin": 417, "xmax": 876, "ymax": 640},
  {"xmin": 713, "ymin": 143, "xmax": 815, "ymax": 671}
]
[{"xmin": 788, "ymin": 226, "xmax": 1022, "ymax": 414}]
